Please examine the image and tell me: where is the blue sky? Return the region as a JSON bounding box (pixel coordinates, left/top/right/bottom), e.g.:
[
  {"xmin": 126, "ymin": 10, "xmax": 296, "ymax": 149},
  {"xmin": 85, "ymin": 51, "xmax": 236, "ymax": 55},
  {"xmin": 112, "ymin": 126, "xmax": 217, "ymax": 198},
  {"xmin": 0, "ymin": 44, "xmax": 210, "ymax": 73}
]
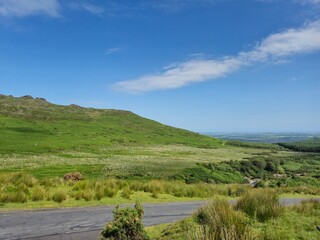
[{"xmin": 1, "ymin": 0, "xmax": 320, "ymax": 132}]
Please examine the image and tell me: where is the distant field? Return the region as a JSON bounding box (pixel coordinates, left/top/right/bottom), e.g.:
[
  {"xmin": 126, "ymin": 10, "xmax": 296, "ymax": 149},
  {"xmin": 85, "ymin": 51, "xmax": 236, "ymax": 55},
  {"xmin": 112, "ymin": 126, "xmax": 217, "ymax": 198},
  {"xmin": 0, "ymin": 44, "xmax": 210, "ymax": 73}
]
[
  {"xmin": 0, "ymin": 145, "xmax": 288, "ymax": 179},
  {"xmin": 206, "ymin": 132, "xmax": 320, "ymax": 143}
]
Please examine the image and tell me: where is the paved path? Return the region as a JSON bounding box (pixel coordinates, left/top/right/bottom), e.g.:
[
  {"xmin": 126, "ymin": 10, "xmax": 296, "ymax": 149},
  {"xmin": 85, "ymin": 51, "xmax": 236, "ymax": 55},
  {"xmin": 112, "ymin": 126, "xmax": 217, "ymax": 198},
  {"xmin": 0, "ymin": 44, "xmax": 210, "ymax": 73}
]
[{"xmin": 0, "ymin": 198, "xmax": 317, "ymax": 240}]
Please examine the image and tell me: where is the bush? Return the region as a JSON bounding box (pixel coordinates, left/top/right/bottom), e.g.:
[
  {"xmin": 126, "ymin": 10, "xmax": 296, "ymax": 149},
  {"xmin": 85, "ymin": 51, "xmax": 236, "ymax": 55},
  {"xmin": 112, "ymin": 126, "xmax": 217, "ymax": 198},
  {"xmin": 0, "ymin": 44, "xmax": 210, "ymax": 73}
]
[
  {"xmin": 52, "ymin": 190, "xmax": 67, "ymax": 203},
  {"xmin": 194, "ymin": 199, "xmax": 256, "ymax": 240},
  {"xmin": 64, "ymin": 172, "xmax": 84, "ymax": 181},
  {"xmin": 236, "ymin": 190, "xmax": 283, "ymax": 222},
  {"xmin": 101, "ymin": 202, "xmax": 150, "ymax": 240}
]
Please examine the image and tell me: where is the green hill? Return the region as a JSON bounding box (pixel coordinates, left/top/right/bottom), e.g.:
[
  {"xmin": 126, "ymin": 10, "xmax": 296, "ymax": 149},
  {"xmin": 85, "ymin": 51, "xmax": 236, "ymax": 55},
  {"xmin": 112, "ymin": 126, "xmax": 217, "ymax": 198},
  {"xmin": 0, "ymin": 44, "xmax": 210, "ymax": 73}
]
[{"xmin": 0, "ymin": 94, "xmax": 223, "ymax": 154}]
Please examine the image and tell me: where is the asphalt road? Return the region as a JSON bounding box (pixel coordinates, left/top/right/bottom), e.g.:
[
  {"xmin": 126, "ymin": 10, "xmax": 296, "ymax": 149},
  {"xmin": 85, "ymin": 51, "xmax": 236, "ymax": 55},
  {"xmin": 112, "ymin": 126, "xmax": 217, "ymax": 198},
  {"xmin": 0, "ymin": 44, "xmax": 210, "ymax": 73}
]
[{"xmin": 0, "ymin": 198, "xmax": 317, "ymax": 240}]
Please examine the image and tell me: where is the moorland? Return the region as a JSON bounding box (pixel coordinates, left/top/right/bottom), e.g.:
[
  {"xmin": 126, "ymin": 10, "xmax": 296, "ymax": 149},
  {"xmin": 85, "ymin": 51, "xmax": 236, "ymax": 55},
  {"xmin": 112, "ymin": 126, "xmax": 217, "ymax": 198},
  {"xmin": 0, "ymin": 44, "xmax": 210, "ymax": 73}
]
[{"xmin": 0, "ymin": 94, "xmax": 319, "ymax": 239}]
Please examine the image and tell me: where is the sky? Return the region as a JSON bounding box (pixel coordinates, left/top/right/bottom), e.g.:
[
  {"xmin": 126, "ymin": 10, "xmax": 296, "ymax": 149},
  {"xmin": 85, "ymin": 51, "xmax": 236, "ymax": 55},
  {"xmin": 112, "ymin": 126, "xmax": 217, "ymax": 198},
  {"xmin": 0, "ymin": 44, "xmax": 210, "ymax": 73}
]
[{"xmin": 0, "ymin": 0, "xmax": 320, "ymax": 133}]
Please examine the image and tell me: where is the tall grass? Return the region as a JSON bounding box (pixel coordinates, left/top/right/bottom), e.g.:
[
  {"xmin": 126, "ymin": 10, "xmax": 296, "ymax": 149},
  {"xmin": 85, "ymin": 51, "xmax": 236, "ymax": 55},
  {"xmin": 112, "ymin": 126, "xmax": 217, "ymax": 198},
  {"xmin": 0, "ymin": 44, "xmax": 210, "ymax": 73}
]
[
  {"xmin": 52, "ymin": 190, "xmax": 67, "ymax": 203},
  {"xmin": 0, "ymin": 191, "xmax": 28, "ymax": 203},
  {"xmin": 192, "ymin": 199, "xmax": 256, "ymax": 240},
  {"xmin": 291, "ymin": 199, "xmax": 320, "ymax": 215},
  {"xmin": 31, "ymin": 187, "xmax": 46, "ymax": 201},
  {"xmin": 0, "ymin": 172, "xmax": 252, "ymax": 205},
  {"xmin": 236, "ymin": 190, "xmax": 283, "ymax": 222}
]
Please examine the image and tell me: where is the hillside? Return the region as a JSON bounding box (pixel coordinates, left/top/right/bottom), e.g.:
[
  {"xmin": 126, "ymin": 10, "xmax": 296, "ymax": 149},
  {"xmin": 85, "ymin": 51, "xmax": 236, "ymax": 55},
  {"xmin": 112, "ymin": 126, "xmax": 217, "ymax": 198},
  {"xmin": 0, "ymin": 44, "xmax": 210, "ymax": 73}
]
[{"xmin": 0, "ymin": 94, "xmax": 223, "ymax": 153}]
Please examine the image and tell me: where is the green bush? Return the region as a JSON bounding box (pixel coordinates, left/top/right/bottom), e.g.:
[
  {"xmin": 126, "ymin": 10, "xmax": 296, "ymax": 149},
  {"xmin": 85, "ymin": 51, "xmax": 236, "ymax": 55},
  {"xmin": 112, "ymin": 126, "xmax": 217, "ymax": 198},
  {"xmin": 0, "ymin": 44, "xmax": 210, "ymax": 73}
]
[
  {"xmin": 236, "ymin": 190, "xmax": 283, "ymax": 222},
  {"xmin": 101, "ymin": 202, "xmax": 150, "ymax": 240}
]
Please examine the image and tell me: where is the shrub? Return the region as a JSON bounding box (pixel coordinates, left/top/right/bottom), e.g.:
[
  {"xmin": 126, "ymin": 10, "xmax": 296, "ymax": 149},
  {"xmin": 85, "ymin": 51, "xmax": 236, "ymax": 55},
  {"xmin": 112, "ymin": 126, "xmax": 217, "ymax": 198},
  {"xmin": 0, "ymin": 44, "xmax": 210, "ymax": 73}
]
[
  {"xmin": 64, "ymin": 172, "xmax": 84, "ymax": 181},
  {"xmin": 254, "ymin": 181, "xmax": 266, "ymax": 188},
  {"xmin": 194, "ymin": 199, "xmax": 255, "ymax": 240},
  {"xmin": 101, "ymin": 202, "xmax": 150, "ymax": 240},
  {"xmin": 236, "ymin": 190, "xmax": 283, "ymax": 222},
  {"xmin": 52, "ymin": 190, "xmax": 67, "ymax": 203}
]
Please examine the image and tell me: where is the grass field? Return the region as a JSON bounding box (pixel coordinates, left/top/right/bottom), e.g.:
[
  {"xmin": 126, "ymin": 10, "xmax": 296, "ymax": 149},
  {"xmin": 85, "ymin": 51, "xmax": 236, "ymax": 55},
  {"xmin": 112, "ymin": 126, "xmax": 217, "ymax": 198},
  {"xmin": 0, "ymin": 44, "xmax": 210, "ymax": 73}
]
[{"xmin": 0, "ymin": 145, "xmax": 290, "ymax": 179}]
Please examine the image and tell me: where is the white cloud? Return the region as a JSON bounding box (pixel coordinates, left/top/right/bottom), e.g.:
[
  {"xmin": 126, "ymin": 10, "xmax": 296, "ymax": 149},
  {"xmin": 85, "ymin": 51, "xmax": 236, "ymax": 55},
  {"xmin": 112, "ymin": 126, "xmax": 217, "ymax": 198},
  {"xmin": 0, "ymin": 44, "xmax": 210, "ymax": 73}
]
[
  {"xmin": 115, "ymin": 58, "xmax": 242, "ymax": 93},
  {"xmin": 114, "ymin": 20, "xmax": 320, "ymax": 93},
  {"xmin": 0, "ymin": 0, "xmax": 60, "ymax": 18},
  {"xmin": 105, "ymin": 47, "xmax": 121, "ymax": 55},
  {"xmin": 69, "ymin": 2, "xmax": 104, "ymax": 16},
  {"xmin": 240, "ymin": 21, "xmax": 320, "ymax": 62}
]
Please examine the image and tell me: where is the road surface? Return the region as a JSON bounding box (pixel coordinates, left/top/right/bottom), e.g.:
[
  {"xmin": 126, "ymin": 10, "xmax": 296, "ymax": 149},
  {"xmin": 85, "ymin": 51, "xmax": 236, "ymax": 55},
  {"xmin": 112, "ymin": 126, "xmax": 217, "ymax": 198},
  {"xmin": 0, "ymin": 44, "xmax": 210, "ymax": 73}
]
[{"xmin": 0, "ymin": 198, "xmax": 317, "ymax": 240}]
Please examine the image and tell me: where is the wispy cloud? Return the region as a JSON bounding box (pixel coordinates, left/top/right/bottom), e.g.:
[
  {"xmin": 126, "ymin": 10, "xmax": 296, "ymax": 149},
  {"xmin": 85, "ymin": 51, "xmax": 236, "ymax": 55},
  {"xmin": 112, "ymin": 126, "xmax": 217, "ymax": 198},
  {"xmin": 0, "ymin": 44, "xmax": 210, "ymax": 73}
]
[
  {"xmin": 115, "ymin": 58, "xmax": 242, "ymax": 93},
  {"xmin": 147, "ymin": 0, "xmax": 217, "ymax": 12},
  {"xmin": 258, "ymin": 0, "xmax": 320, "ymax": 6},
  {"xmin": 82, "ymin": 2, "xmax": 104, "ymax": 15},
  {"xmin": 70, "ymin": 1, "xmax": 104, "ymax": 16},
  {"xmin": 114, "ymin": 20, "xmax": 320, "ymax": 93},
  {"xmin": 240, "ymin": 20, "xmax": 320, "ymax": 61},
  {"xmin": 299, "ymin": 0, "xmax": 320, "ymax": 5},
  {"xmin": 105, "ymin": 47, "xmax": 121, "ymax": 55},
  {"xmin": 0, "ymin": 0, "xmax": 60, "ymax": 18}
]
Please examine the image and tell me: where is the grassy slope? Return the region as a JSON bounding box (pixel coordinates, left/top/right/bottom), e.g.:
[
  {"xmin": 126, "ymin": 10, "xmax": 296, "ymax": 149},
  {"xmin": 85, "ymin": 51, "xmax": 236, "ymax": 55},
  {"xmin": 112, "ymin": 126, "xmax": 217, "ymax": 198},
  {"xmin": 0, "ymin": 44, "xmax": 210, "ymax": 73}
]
[
  {"xmin": 0, "ymin": 94, "xmax": 296, "ymax": 180},
  {"xmin": 0, "ymin": 94, "xmax": 223, "ymax": 154}
]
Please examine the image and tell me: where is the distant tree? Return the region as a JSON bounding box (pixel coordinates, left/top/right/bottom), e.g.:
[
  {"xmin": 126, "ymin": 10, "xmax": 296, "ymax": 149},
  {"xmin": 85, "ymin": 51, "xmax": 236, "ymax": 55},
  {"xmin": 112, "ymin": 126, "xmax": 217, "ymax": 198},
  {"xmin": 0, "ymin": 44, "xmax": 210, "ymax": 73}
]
[{"xmin": 265, "ymin": 161, "xmax": 277, "ymax": 173}]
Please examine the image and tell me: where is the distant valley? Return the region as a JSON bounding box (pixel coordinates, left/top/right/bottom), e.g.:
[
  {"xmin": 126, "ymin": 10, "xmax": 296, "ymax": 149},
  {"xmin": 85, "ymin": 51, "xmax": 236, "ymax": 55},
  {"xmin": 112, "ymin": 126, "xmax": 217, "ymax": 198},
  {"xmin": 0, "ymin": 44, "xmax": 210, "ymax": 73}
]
[{"xmin": 204, "ymin": 132, "xmax": 320, "ymax": 143}]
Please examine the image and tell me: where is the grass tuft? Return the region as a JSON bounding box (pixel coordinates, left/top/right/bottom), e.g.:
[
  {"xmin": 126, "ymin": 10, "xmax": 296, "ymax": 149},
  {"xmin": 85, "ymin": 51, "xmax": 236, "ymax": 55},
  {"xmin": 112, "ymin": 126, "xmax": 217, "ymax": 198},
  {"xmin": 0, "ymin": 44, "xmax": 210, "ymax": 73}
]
[{"xmin": 236, "ymin": 190, "xmax": 283, "ymax": 222}]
